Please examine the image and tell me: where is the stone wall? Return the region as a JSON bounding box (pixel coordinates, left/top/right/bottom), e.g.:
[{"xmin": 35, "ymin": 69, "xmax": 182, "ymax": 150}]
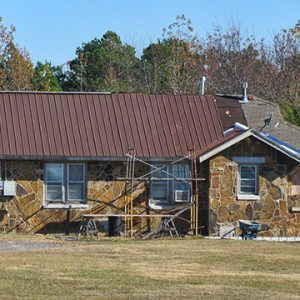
[
  {"xmin": 288, "ymin": 165, "xmax": 300, "ymax": 209},
  {"xmin": 0, "ymin": 160, "xmax": 148, "ymax": 233},
  {"xmin": 3, "ymin": 144, "xmax": 297, "ymax": 237},
  {"xmin": 208, "ymin": 137, "xmax": 300, "ymax": 237}
]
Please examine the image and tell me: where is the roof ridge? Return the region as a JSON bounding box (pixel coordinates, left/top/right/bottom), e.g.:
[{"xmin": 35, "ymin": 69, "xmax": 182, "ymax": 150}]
[
  {"xmin": 0, "ymin": 91, "xmax": 113, "ymax": 95},
  {"xmin": 252, "ymin": 96, "xmax": 278, "ymax": 107},
  {"xmin": 216, "ymin": 94, "xmax": 279, "ymax": 107},
  {"xmin": 0, "ymin": 91, "xmax": 215, "ymax": 97},
  {"xmin": 238, "ymin": 96, "xmax": 300, "ymax": 130},
  {"xmin": 281, "ymin": 119, "xmax": 300, "ymax": 131}
]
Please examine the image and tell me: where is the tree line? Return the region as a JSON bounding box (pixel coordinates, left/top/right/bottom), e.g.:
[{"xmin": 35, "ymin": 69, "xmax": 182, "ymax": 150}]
[{"xmin": 0, "ymin": 16, "xmax": 299, "ymax": 125}]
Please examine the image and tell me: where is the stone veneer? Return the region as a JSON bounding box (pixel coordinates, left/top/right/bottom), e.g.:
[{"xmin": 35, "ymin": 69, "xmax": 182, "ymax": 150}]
[
  {"xmin": 1, "ymin": 139, "xmax": 299, "ymax": 237},
  {"xmin": 0, "ymin": 160, "xmax": 148, "ymax": 233},
  {"xmin": 208, "ymin": 137, "xmax": 300, "ymax": 237}
]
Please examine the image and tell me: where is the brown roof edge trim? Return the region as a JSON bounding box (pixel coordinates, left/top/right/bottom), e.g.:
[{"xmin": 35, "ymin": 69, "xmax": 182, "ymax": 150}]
[{"xmin": 0, "ymin": 155, "xmax": 189, "ymax": 162}]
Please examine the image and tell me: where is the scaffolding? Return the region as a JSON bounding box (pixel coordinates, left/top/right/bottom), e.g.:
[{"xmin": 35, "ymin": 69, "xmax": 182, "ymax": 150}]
[
  {"xmin": 124, "ymin": 149, "xmax": 136, "ymax": 238},
  {"xmin": 78, "ymin": 148, "xmax": 203, "ymax": 239},
  {"xmin": 121, "ymin": 148, "xmax": 201, "ymax": 238}
]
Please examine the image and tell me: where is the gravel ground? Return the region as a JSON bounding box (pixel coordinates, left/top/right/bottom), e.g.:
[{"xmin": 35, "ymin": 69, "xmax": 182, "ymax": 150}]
[{"xmin": 0, "ymin": 240, "xmax": 60, "ymax": 252}]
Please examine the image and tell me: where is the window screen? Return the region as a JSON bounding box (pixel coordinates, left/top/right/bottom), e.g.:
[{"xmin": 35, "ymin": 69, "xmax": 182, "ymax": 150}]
[
  {"xmin": 239, "ymin": 165, "xmax": 257, "ymax": 195},
  {"xmin": 45, "ymin": 163, "xmax": 64, "ymax": 202},
  {"xmin": 45, "ymin": 163, "xmax": 86, "ymax": 205}
]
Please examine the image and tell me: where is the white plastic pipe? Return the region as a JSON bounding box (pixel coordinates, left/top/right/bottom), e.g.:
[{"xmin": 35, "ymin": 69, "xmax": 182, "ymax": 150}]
[
  {"xmin": 200, "ymin": 76, "xmax": 206, "ymax": 96},
  {"xmin": 239, "ymin": 81, "xmax": 248, "ymax": 103},
  {"xmin": 234, "ymin": 122, "xmax": 249, "ymax": 131}
]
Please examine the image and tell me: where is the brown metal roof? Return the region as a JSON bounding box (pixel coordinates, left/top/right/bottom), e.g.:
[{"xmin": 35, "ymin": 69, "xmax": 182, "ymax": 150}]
[
  {"xmin": 0, "ymin": 92, "xmax": 224, "ymax": 159},
  {"xmin": 215, "ymin": 95, "xmax": 247, "ymax": 130}
]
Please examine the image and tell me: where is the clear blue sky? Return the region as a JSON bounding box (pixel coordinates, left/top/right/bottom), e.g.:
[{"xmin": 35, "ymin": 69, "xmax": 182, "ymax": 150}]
[{"xmin": 0, "ymin": 0, "xmax": 299, "ymax": 66}]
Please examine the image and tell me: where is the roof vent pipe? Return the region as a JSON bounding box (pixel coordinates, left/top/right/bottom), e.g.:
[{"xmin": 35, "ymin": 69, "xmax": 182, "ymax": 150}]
[
  {"xmin": 200, "ymin": 76, "xmax": 206, "ymax": 96},
  {"xmin": 239, "ymin": 81, "xmax": 248, "ymax": 103},
  {"xmin": 234, "ymin": 122, "xmax": 249, "ymax": 131}
]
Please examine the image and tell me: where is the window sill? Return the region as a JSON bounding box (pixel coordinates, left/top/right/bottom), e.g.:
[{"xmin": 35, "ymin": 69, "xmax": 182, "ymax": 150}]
[
  {"xmin": 149, "ymin": 201, "xmax": 191, "ymax": 210},
  {"xmin": 291, "ymin": 207, "xmax": 300, "ymax": 212},
  {"xmin": 43, "ymin": 203, "xmax": 88, "ymax": 209},
  {"xmin": 149, "ymin": 202, "xmax": 175, "ymax": 210},
  {"xmin": 237, "ymin": 194, "xmax": 260, "ymax": 200}
]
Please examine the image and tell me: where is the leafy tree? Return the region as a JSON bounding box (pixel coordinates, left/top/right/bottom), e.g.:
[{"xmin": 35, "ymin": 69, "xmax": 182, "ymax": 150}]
[
  {"xmin": 141, "ymin": 39, "xmax": 173, "ymax": 93},
  {"xmin": 64, "ymin": 31, "xmax": 139, "ymax": 92},
  {"xmin": 32, "ymin": 61, "xmax": 62, "ymax": 91},
  {"xmin": 140, "ymin": 15, "xmax": 203, "ymax": 94},
  {"xmin": 194, "ymin": 21, "xmax": 300, "ymax": 118},
  {"xmin": 201, "ymin": 25, "xmax": 270, "ymax": 95},
  {"xmin": 292, "ymin": 20, "xmax": 300, "ymax": 36},
  {"xmin": 0, "ymin": 18, "xmax": 33, "ymax": 90},
  {"xmin": 140, "ymin": 16, "xmax": 300, "ymax": 124},
  {"xmin": 269, "ymin": 28, "xmax": 300, "ymax": 103},
  {"xmin": 281, "ymin": 103, "xmax": 300, "ymax": 126}
]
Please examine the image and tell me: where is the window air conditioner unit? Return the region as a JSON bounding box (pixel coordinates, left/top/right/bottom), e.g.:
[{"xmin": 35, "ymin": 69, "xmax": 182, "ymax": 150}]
[
  {"xmin": 175, "ymin": 190, "xmax": 190, "ymax": 203},
  {"xmin": 3, "ymin": 181, "xmax": 16, "ymax": 196}
]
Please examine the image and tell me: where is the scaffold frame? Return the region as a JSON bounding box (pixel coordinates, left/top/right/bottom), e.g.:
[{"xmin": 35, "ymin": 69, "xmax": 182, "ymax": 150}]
[{"xmin": 79, "ymin": 148, "xmax": 203, "ymax": 239}]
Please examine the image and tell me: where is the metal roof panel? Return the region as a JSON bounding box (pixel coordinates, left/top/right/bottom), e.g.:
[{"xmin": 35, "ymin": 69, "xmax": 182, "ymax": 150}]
[{"xmin": 0, "ymin": 92, "xmax": 225, "ymax": 158}]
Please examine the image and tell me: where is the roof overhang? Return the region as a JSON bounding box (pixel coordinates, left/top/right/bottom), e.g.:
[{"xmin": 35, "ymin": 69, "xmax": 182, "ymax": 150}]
[
  {"xmin": 199, "ymin": 129, "xmax": 300, "ymax": 163},
  {"xmin": 0, "ymin": 155, "xmax": 188, "ymax": 162}
]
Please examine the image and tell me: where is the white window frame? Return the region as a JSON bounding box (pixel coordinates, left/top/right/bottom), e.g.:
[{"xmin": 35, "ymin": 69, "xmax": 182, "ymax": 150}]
[
  {"xmin": 44, "ymin": 162, "xmax": 87, "ymax": 209},
  {"xmin": 150, "ymin": 164, "xmax": 170, "ymax": 206},
  {"xmin": 173, "ymin": 164, "xmax": 190, "ymax": 203},
  {"xmin": 67, "ymin": 163, "xmax": 86, "ymax": 202},
  {"xmin": 44, "ymin": 163, "xmax": 64, "ymax": 203},
  {"xmin": 174, "ymin": 189, "xmax": 190, "ymax": 203},
  {"xmin": 238, "ymin": 164, "xmax": 259, "ymax": 200},
  {"xmin": 149, "ymin": 163, "xmax": 191, "ymax": 208}
]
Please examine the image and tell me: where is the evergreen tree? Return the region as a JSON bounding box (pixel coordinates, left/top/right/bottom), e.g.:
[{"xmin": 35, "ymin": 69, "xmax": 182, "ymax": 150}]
[
  {"xmin": 64, "ymin": 31, "xmax": 139, "ymax": 92},
  {"xmin": 32, "ymin": 61, "xmax": 62, "ymax": 91}
]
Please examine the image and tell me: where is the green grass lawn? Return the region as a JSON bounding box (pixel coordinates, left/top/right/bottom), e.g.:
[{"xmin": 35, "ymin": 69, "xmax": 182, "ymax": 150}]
[{"xmin": 0, "ymin": 236, "xmax": 299, "ymax": 299}]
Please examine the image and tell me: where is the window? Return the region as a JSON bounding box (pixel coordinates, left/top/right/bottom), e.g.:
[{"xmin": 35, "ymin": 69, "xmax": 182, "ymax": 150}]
[
  {"xmin": 238, "ymin": 164, "xmax": 259, "ymax": 199},
  {"xmin": 173, "ymin": 164, "xmax": 190, "ymax": 202},
  {"xmin": 150, "ymin": 164, "xmax": 169, "ymax": 205},
  {"xmin": 67, "ymin": 164, "xmax": 85, "ymax": 201},
  {"xmin": 233, "ymin": 157, "xmax": 263, "ymax": 200},
  {"xmin": 44, "ymin": 163, "xmax": 86, "ymax": 207},
  {"xmin": 150, "ymin": 163, "xmax": 190, "ymax": 207},
  {"xmin": 45, "ymin": 163, "xmax": 63, "ymax": 202}
]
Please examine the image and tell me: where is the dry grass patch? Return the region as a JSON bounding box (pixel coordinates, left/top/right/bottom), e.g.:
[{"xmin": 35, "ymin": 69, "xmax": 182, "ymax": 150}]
[{"xmin": 0, "ymin": 237, "xmax": 299, "ymax": 299}]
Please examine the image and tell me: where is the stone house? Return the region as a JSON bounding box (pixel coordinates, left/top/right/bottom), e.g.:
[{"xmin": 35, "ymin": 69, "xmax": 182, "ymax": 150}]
[
  {"xmin": 198, "ymin": 129, "xmax": 300, "ymax": 237},
  {"xmin": 0, "ymin": 91, "xmax": 299, "ymax": 237}
]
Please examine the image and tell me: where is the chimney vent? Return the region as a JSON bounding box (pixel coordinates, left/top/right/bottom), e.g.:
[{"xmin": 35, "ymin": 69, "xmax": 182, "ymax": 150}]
[
  {"xmin": 239, "ymin": 81, "xmax": 248, "ymax": 103},
  {"xmin": 200, "ymin": 76, "xmax": 206, "ymax": 96}
]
